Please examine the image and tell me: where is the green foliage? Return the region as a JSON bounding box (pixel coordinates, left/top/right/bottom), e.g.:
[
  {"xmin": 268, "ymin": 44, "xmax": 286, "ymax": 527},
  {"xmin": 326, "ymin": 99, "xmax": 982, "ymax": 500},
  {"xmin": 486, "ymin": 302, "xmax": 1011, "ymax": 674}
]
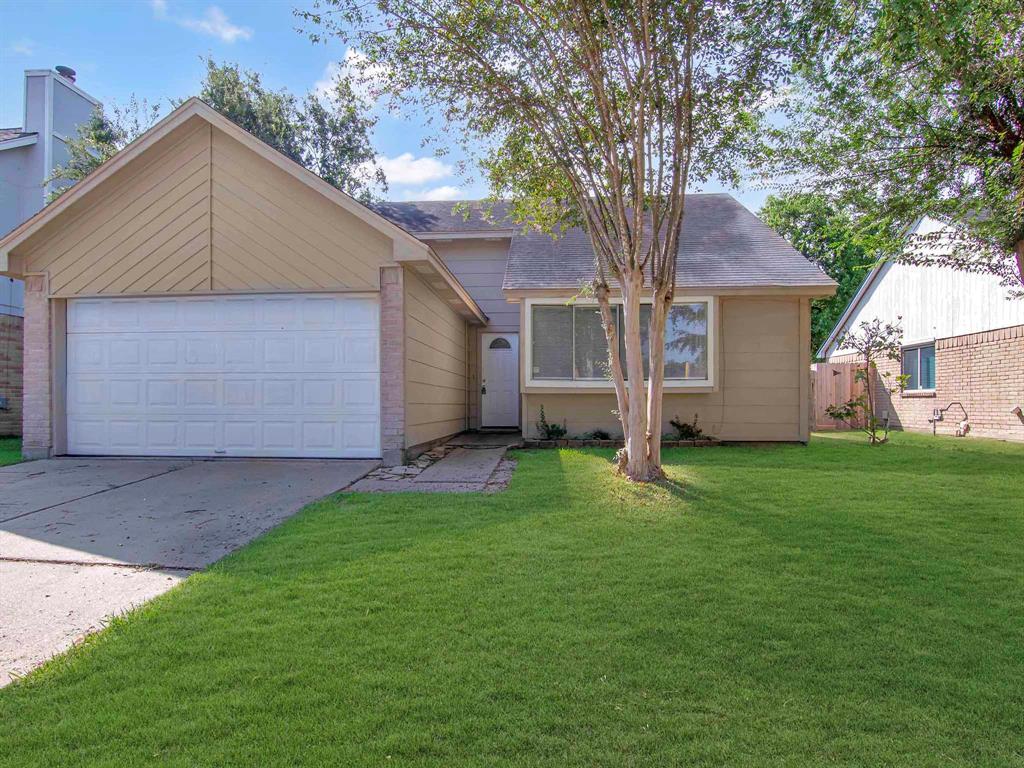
[
  {"xmin": 760, "ymin": 192, "xmax": 900, "ymax": 354},
  {"xmin": 49, "ymin": 59, "xmax": 383, "ymax": 203},
  {"xmin": 47, "ymin": 97, "xmax": 162, "ymax": 200},
  {"xmin": 535, "ymin": 405, "xmax": 567, "ymax": 440},
  {"xmin": 299, "ymin": 0, "xmax": 797, "ymax": 238},
  {"xmin": 189, "ymin": 58, "xmax": 384, "ymax": 201},
  {"xmin": 669, "ymin": 413, "xmax": 704, "ymax": 440},
  {"xmin": 0, "ymin": 437, "xmax": 21, "ymax": 467},
  {"xmin": 777, "ymin": 0, "xmax": 1024, "ymax": 294},
  {"xmin": 579, "ymin": 429, "xmax": 612, "ymax": 440},
  {"xmin": 825, "ymin": 317, "xmax": 907, "ymax": 444}
]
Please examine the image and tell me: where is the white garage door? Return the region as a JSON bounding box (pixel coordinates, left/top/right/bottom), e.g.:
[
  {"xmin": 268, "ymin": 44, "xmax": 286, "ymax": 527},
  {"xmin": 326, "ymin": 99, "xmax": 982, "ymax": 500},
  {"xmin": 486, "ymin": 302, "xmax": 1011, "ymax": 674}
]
[{"xmin": 66, "ymin": 294, "xmax": 380, "ymax": 458}]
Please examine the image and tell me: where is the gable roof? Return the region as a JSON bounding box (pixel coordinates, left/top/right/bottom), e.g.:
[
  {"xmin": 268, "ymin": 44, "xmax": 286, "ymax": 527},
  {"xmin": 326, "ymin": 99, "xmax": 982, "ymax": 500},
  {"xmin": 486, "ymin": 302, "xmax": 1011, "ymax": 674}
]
[
  {"xmin": 375, "ymin": 195, "xmax": 836, "ymax": 293},
  {"xmin": 814, "ymin": 216, "xmax": 929, "ymax": 358},
  {"xmin": 0, "ymin": 99, "xmax": 485, "ymax": 323}
]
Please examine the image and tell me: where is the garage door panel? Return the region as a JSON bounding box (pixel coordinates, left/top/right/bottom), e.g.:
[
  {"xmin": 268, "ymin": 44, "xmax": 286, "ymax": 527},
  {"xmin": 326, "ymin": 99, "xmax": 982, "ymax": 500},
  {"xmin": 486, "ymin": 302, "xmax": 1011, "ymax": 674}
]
[
  {"xmin": 67, "ymin": 373, "xmax": 380, "ymax": 415},
  {"xmin": 67, "ymin": 294, "xmax": 381, "ymax": 458},
  {"xmin": 69, "ymin": 333, "xmax": 378, "ymax": 374},
  {"xmin": 69, "ymin": 295, "xmax": 381, "ymax": 331}
]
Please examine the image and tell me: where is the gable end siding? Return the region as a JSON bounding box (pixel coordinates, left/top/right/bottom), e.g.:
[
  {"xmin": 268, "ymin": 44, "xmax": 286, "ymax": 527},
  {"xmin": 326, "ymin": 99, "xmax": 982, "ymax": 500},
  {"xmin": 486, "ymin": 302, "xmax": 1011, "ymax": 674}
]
[{"xmin": 15, "ymin": 117, "xmax": 395, "ymax": 296}]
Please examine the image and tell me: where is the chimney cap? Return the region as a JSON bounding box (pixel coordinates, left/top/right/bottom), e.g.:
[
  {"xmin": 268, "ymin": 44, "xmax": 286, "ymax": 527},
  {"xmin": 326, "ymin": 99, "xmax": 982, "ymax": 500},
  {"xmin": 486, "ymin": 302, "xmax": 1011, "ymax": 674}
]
[{"xmin": 55, "ymin": 66, "xmax": 76, "ymax": 82}]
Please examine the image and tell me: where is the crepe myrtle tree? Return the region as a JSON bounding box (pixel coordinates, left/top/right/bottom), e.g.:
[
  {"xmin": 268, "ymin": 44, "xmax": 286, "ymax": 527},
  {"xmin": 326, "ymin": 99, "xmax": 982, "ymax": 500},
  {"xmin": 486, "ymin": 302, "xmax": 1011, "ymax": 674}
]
[
  {"xmin": 778, "ymin": 0, "xmax": 1024, "ymax": 297},
  {"xmin": 825, "ymin": 317, "xmax": 908, "ymax": 445},
  {"xmin": 300, "ymin": 0, "xmax": 795, "ymax": 481}
]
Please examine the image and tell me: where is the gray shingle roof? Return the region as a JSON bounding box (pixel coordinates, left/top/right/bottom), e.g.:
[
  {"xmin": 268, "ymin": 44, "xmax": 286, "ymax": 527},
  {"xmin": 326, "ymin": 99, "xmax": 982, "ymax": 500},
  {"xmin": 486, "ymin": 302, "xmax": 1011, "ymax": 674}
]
[
  {"xmin": 374, "ymin": 194, "xmax": 835, "ymax": 291},
  {"xmin": 370, "ymin": 200, "xmax": 514, "ymax": 233}
]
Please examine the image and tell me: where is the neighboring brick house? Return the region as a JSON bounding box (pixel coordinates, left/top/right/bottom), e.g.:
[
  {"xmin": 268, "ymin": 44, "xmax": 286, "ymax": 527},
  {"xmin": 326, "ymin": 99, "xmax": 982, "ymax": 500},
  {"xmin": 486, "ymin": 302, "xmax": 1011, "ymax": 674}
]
[
  {"xmin": 819, "ymin": 217, "xmax": 1024, "ymax": 442},
  {"xmin": 0, "ymin": 67, "xmax": 99, "ymax": 436}
]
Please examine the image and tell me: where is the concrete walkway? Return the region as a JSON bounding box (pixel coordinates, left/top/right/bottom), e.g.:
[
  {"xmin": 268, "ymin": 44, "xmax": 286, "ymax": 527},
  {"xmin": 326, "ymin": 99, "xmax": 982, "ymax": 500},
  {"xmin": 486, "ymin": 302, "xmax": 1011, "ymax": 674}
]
[
  {"xmin": 349, "ymin": 433, "xmax": 520, "ymax": 492},
  {"xmin": 0, "ymin": 457, "xmax": 377, "ymax": 685}
]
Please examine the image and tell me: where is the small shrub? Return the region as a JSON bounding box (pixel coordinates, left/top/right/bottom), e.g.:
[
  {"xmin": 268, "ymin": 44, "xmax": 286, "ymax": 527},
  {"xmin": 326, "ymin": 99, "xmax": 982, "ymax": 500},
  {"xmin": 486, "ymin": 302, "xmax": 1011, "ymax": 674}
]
[
  {"xmin": 825, "ymin": 317, "xmax": 908, "ymax": 445},
  {"xmin": 536, "ymin": 405, "xmax": 567, "ymax": 440},
  {"xmin": 581, "ymin": 428, "xmax": 612, "ymax": 440},
  {"xmin": 669, "ymin": 413, "xmax": 704, "ymax": 440}
]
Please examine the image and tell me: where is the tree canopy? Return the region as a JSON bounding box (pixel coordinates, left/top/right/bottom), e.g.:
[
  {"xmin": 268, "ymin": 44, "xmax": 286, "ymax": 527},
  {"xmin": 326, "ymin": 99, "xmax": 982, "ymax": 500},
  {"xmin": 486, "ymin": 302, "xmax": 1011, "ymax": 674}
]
[
  {"xmin": 192, "ymin": 59, "xmax": 384, "ymax": 199},
  {"xmin": 760, "ymin": 192, "xmax": 900, "ymax": 355},
  {"xmin": 777, "ymin": 0, "xmax": 1024, "ymax": 296},
  {"xmin": 47, "ymin": 96, "xmax": 161, "ymax": 199},
  {"xmin": 49, "ymin": 58, "xmax": 383, "ymax": 202}
]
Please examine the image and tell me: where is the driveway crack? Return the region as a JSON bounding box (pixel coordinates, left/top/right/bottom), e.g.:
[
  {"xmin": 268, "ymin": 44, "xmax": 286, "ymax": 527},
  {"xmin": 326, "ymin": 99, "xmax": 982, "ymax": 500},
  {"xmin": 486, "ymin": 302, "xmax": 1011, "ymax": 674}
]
[{"xmin": 0, "ymin": 464, "xmax": 194, "ymax": 525}]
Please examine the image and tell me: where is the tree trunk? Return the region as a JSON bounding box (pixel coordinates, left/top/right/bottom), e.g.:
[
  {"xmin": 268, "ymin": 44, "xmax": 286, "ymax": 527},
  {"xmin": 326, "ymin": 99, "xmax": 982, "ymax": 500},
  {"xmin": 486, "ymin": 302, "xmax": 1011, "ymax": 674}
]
[
  {"xmin": 596, "ymin": 283, "xmax": 630, "ymax": 443},
  {"xmin": 645, "ymin": 287, "xmax": 671, "ymax": 472},
  {"xmin": 1015, "ymin": 238, "xmax": 1024, "ymax": 287},
  {"xmin": 619, "ymin": 270, "xmax": 657, "ymax": 481}
]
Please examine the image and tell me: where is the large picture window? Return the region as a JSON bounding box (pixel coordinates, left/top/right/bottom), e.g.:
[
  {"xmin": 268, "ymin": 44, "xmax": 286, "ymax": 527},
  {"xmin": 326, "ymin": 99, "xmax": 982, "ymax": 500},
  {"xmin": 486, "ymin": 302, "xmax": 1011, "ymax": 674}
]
[
  {"xmin": 902, "ymin": 343, "xmax": 936, "ymax": 390},
  {"xmin": 530, "ymin": 300, "xmax": 711, "ymax": 383}
]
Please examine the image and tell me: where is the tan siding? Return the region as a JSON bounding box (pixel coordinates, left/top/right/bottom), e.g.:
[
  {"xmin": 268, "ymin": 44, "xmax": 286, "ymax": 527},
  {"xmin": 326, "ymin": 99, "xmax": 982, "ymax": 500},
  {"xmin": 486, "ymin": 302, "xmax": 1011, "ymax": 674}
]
[
  {"xmin": 432, "ymin": 240, "xmax": 519, "ymax": 331},
  {"xmin": 404, "ymin": 268, "xmax": 468, "ymax": 447},
  {"xmin": 21, "ymin": 118, "xmax": 213, "ymax": 295},
  {"xmin": 524, "ymin": 296, "xmax": 806, "ymax": 441},
  {"xmin": 14, "ymin": 118, "xmax": 400, "ymax": 297},
  {"xmin": 210, "ymin": 129, "xmax": 391, "ymax": 291}
]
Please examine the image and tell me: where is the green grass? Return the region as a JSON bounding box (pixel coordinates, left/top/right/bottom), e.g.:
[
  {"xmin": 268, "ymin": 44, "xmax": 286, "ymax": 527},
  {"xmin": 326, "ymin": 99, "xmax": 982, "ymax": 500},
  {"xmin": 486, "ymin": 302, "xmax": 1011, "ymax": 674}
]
[
  {"xmin": 2, "ymin": 432, "xmax": 1023, "ymax": 767},
  {"xmin": 0, "ymin": 437, "xmax": 21, "ymax": 466}
]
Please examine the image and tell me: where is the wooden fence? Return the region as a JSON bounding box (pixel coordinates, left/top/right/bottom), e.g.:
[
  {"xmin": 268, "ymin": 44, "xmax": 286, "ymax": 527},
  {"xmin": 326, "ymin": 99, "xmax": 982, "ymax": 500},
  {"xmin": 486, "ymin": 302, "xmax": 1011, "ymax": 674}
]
[{"xmin": 811, "ymin": 363, "xmax": 865, "ymax": 430}]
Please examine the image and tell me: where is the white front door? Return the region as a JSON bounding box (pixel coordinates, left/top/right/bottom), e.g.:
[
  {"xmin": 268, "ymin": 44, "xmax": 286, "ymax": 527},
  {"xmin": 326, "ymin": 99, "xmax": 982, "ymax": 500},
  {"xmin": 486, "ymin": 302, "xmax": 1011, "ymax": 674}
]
[
  {"xmin": 481, "ymin": 333, "xmax": 519, "ymax": 427},
  {"xmin": 65, "ymin": 294, "xmax": 381, "ymax": 458}
]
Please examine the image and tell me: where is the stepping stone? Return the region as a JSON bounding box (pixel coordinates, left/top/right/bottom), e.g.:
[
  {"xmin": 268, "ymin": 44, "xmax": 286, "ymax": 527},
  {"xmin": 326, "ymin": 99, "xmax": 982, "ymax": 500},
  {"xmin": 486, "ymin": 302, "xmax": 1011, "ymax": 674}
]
[{"xmin": 414, "ymin": 447, "xmax": 506, "ymax": 484}]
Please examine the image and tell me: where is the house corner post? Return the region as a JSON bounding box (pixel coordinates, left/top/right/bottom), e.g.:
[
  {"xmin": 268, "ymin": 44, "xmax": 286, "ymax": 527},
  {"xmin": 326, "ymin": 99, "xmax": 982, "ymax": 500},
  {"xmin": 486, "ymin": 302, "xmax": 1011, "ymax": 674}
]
[
  {"xmin": 380, "ymin": 266, "xmax": 406, "ymax": 465},
  {"xmin": 799, "ymin": 297, "xmax": 811, "ymax": 443},
  {"xmin": 22, "ymin": 274, "xmax": 53, "ymax": 459}
]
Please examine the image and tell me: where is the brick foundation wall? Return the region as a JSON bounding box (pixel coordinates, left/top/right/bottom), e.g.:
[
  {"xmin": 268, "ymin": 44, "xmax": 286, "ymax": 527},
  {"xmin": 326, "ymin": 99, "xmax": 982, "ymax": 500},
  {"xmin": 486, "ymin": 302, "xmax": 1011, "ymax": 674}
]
[
  {"xmin": 379, "ymin": 266, "xmax": 406, "ymax": 465},
  {"xmin": 21, "ymin": 276, "xmax": 52, "ymax": 458},
  {"xmin": 0, "ymin": 313, "xmax": 23, "ymax": 437},
  {"xmin": 830, "ymin": 324, "xmax": 1024, "ymax": 441}
]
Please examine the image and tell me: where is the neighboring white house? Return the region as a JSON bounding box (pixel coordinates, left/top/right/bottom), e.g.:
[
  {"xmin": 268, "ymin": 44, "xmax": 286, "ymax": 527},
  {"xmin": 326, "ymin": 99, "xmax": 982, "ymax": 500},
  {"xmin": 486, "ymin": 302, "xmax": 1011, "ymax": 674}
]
[
  {"xmin": 0, "ymin": 67, "xmax": 100, "ymax": 435},
  {"xmin": 820, "ymin": 216, "xmax": 1024, "ymax": 441}
]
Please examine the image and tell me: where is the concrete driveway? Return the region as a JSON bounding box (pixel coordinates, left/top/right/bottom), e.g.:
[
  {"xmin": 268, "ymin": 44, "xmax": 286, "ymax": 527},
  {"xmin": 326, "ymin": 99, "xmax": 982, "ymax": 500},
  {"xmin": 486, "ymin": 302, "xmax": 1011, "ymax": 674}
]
[{"xmin": 0, "ymin": 457, "xmax": 377, "ymax": 685}]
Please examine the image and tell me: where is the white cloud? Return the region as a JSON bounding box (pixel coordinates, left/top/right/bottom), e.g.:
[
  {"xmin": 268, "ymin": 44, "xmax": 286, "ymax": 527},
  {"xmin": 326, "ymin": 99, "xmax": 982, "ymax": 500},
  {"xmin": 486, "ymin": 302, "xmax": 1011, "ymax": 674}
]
[
  {"xmin": 314, "ymin": 49, "xmax": 391, "ymax": 105},
  {"xmin": 373, "ymin": 153, "xmax": 453, "ymax": 186},
  {"xmin": 152, "ymin": 2, "xmax": 252, "ymax": 43},
  {"xmin": 6, "ymin": 38, "xmax": 35, "ymax": 56},
  {"xmin": 403, "ymin": 185, "xmax": 463, "ymax": 201}
]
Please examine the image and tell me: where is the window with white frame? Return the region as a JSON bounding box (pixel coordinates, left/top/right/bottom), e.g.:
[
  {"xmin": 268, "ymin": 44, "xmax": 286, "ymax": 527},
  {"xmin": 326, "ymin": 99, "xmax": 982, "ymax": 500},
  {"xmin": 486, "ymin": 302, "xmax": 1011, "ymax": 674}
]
[
  {"xmin": 902, "ymin": 343, "xmax": 935, "ymax": 390},
  {"xmin": 530, "ymin": 300, "xmax": 711, "ymax": 383}
]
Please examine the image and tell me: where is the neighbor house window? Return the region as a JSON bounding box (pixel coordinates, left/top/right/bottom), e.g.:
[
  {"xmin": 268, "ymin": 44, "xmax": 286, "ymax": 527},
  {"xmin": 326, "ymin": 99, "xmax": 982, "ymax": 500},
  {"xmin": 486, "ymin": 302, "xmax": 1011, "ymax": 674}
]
[
  {"xmin": 530, "ymin": 301, "xmax": 710, "ymax": 382},
  {"xmin": 902, "ymin": 343, "xmax": 935, "ymax": 390}
]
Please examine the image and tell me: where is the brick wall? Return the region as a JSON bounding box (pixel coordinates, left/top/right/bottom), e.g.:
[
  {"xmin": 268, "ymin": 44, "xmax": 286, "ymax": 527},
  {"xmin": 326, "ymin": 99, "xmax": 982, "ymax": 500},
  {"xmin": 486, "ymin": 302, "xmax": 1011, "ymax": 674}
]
[
  {"xmin": 0, "ymin": 313, "xmax": 23, "ymax": 437},
  {"xmin": 22, "ymin": 276, "xmax": 51, "ymax": 458},
  {"xmin": 830, "ymin": 323, "xmax": 1024, "ymax": 442},
  {"xmin": 379, "ymin": 266, "xmax": 406, "ymax": 465}
]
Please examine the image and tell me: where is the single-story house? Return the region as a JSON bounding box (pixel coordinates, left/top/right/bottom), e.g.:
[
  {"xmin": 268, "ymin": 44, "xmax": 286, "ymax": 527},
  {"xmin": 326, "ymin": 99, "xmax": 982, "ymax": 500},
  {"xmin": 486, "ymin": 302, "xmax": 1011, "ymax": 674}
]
[
  {"xmin": 819, "ymin": 216, "xmax": 1024, "ymax": 441},
  {"xmin": 0, "ymin": 98, "xmax": 836, "ymax": 463}
]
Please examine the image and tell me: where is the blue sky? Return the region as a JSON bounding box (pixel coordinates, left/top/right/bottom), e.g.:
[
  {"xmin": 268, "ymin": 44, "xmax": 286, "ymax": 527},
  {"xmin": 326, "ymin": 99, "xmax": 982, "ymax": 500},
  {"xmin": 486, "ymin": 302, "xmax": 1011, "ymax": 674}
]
[{"xmin": 0, "ymin": 0, "xmax": 772, "ymax": 210}]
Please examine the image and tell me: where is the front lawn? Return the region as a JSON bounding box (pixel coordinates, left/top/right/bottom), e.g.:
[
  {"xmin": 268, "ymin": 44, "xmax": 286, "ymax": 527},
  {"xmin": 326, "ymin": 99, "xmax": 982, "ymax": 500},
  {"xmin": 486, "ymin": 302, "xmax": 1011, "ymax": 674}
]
[
  {"xmin": 2, "ymin": 432, "xmax": 1022, "ymax": 766},
  {"xmin": 0, "ymin": 437, "xmax": 21, "ymax": 466}
]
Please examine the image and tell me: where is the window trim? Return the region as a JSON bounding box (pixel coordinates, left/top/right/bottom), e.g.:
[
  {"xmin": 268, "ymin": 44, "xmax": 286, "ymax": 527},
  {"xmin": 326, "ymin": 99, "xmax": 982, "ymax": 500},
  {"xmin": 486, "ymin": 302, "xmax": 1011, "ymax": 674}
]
[
  {"xmin": 524, "ymin": 296, "xmax": 716, "ymax": 389},
  {"xmin": 901, "ymin": 341, "xmax": 936, "ymax": 392}
]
